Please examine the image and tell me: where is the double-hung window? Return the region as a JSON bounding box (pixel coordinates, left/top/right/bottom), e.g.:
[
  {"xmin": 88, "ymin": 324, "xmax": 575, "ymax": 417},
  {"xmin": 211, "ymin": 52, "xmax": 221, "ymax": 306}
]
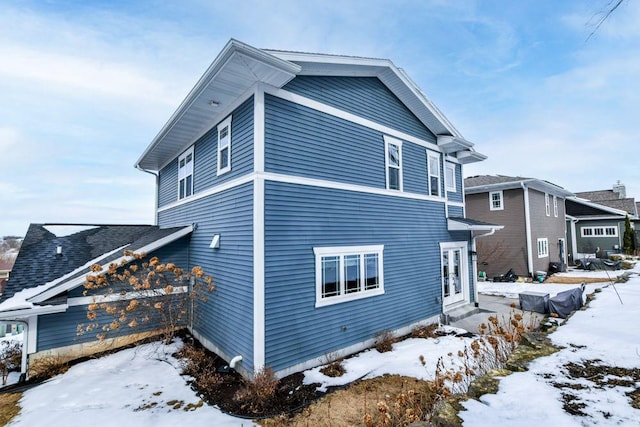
[
  {"xmin": 427, "ymin": 151, "xmax": 441, "ymax": 197},
  {"xmin": 384, "ymin": 136, "xmax": 402, "ymax": 190},
  {"xmin": 217, "ymin": 116, "xmax": 232, "ymax": 175},
  {"xmin": 537, "ymin": 238, "xmax": 549, "ymax": 258},
  {"xmin": 314, "ymin": 245, "xmax": 384, "ymax": 307},
  {"xmin": 553, "ymin": 196, "xmax": 558, "ymax": 217},
  {"xmin": 545, "ymin": 193, "xmax": 551, "ymax": 216},
  {"xmin": 178, "ymin": 147, "xmax": 194, "ymax": 200},
  {"xmin": 445, "ymin": 162, "xmax": 456, "ymax": 192},
  {"xmin": 489, "ymin": 190, "xmax": 503, "ymax": 211}
]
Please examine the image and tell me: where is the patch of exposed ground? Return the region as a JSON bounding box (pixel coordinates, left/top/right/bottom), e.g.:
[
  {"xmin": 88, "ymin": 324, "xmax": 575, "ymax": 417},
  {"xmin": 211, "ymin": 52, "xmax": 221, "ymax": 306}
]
[
  {"xmin": 544, "ymin": 276, "xmax": 614, "ymax": 284},
  {"xmin": 0, "ymin": 392, "xmax": 22, "ymax": 426}
]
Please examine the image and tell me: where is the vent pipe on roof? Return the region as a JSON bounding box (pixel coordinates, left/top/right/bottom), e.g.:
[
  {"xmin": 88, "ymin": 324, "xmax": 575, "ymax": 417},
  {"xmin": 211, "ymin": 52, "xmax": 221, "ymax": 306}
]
[{"xmin": 56, "ymin": 246, "xmax": 62, "ymax": 256}]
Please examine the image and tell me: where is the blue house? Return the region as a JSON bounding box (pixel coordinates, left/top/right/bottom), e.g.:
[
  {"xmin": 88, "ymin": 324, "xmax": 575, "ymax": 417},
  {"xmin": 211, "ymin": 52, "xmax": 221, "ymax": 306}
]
[
  {"xmin": 0, "ymin": 39, "xmax": 491, "ymax": 379},
  {"xmin": 135, "ymin": 39, "xmax": 489, "ymax": 377}
]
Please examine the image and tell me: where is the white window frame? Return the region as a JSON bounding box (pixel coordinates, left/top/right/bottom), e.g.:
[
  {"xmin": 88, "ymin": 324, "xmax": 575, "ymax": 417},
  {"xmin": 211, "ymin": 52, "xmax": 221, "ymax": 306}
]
[
  {"xmin": 537, "ymin": 238, "xmax": 549, "ymax": 258},
  {"xmin": 384, "ymin": 136, "xmax": 402, "ymax": 191},
  {"xmin": 445, "ymin": 162, "xmax": 456, "ymax": 193},
  {"xmin": 581, "ymin": 226, "xmax": 618, "ymax": 237},
  {"xmin": 545, "ymin": 193, "xmax": 551, "ymax": 216},
  {"xmin": 489, "ymin": 190, "xmax": 503, "ymax": 211},
  {"xmin": 427, "ymin": 151, "xmax": 441, "ymax": 197},
  {"xmin": 177, "ymin": 146, "xmax": 194, "ymax": 200},
  {"xmin": 217, "ymin": 115, "xmax": 232, "ymax": 176},
  {"xmin": 553, "ymin": 196, "xmax": 558, "ymax": 217},
  {"xmin": 314, "ymin": 245, "xmax": 384, "ymax": 308}
]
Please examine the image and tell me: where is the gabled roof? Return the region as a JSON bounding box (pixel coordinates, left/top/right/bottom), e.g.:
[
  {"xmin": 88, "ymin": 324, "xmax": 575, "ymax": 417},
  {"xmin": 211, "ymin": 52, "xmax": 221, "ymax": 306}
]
[
  {"xmin": 574, "ymin": 190, "xmax": 638, "ymax": 216},
  {"xmin": 464, "ymin": 175, "xmax": 574, "ymax": 198},
  {"xmin": 566, "ymin": 197, "xmax": 631, "ymax": 218},
  {"xmin": 0, "ymin": 224, "xmax": 192, "ymax": 307},
  {"xmin": 136, "ymin": 39, "xmax": 486, "ymax": 171}
]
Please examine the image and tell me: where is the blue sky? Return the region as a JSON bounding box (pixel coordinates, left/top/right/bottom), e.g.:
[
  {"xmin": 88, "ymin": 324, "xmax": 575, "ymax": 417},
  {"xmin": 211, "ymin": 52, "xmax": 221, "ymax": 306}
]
[{"xmin": 1, "ymin": 0, "xmax": 638, "ymax": 236}]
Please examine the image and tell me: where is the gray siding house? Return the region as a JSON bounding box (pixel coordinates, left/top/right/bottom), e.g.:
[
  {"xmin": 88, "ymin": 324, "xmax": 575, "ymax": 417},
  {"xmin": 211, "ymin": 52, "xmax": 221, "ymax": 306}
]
[
  {"xmin": 0, "ymin": 40, "xmax": 489, "ymax": 379},
  {"xmin": 465, "ymin": 175, "xmax": 573, "ymax": 279}
]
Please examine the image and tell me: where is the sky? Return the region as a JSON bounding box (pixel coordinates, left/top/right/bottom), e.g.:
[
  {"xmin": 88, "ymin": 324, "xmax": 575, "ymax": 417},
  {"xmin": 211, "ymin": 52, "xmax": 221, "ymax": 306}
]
[{"xmin": 1, "ymin": 0, "xmax": 639, "ymax": 237}]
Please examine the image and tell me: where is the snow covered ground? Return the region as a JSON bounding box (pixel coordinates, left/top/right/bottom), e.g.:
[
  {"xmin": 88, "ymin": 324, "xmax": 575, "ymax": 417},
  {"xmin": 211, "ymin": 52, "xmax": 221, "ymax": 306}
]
[{"xmin": 4, "ymin": 265, "xmax": 639, "ymax": 426}]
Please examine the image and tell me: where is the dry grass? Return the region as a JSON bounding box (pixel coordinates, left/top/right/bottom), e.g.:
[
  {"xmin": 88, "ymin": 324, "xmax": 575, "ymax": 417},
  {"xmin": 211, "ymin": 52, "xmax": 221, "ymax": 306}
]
[
  {"xmin": 0, "ymin": 392, "xmax": 21, "ymax": 426},
  {"xmin": 545, "ymin": 276, "xmax": 612, "ymax": 284},
  {"xmin": 263, "ymin": 375, "xmax": 432, "ymax": 427}
]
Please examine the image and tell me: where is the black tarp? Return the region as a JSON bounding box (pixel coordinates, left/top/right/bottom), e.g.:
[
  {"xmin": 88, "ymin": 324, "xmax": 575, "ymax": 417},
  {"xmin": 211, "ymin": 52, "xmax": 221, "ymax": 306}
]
[{"xmin": 549, "ymin": 286, "xmax": 584, "ymax": 318}]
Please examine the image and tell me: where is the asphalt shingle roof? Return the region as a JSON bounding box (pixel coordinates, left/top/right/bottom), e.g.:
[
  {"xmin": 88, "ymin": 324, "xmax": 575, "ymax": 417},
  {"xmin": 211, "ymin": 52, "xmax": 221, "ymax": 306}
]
[
  {"xmin": 1, "ymin": 224, "xmax": 188, "ymax": 303},
  {"xmin": 464, "ymin": 175, "xmax": 531, "ymax": 188}
]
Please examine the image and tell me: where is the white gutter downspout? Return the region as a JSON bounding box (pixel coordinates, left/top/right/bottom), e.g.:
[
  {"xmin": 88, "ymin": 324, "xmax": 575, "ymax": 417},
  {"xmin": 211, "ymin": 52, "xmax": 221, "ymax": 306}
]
[
  {"xmin": 521, "ymin": 182, "xmax": 534, "ymax": 277},
  {"xmin": 136, "ymin": 166, "xmax": 159, "ymax": 225},
  {"xmin": 471, "ymin": 228, "xmax": 498, "ymax": 307}
]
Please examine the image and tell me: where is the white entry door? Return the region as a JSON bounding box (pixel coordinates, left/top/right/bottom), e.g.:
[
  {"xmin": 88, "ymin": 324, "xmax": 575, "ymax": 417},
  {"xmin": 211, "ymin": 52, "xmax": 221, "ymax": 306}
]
[{"xmin": 441, "ymin": 242, "xmax": 468, "ymax": 308}]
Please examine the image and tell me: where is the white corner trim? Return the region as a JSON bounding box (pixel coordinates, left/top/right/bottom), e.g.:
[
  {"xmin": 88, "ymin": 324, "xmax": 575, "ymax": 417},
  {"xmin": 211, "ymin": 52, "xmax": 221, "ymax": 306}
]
[
  {"xmin": 253, "ymin": 175, "xmax": 265, "ymax": 371},
  {"xmin": 265, "ymin": 86, "xmax": 442, "ymax": 153},
  {"xmin": 254, "ymin": 83, "xmax": 265, "ymax": 173},
  {"xmin": 29, "ymin": 226, "xmax": 194, "ymax": 304},
  {"xmin": 28, "ymin": 316, "xmax": 37, "ymax": 354}
]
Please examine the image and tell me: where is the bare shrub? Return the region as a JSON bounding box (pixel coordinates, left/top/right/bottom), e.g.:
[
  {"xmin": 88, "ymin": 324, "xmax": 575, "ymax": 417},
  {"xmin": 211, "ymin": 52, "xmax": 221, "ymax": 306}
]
[
  {"xmin": 320, "ymin": 360, "xmax": 346, "ymax": 378},
  {"xmin": 410, "ymin": 323, "xmax": 439, "ymax": 339},
  {"xmin": 374, "ymin": 330, "xmax": 395, "ymax": 353},
  {"xmin": 176, "ymin": 342, "xmax": 225, "ymax": 392},
  {"xmin": 29, "ymin": 355, "xmax": 69, "ymax": 381},
  {"xmin": 363, "ymin": 385, "xmax": 432, "ymax": 426},
  {"xmin": 78, "ymin": 252, "xmax": 215, "ymax": 344},
  {"xmin": 233, "ymin": 367, "xmax": 279, "ymax": 414},
  {"xmin": 0, "ymin": 341, "xmax": 21, "ymax": 385}
]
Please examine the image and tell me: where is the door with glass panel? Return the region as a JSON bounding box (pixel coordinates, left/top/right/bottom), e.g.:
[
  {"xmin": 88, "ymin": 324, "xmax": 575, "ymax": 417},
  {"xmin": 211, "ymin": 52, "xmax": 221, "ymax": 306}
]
[{"xmin": 441, "ymin": 243, "xmax": 467, "ymax": 308}]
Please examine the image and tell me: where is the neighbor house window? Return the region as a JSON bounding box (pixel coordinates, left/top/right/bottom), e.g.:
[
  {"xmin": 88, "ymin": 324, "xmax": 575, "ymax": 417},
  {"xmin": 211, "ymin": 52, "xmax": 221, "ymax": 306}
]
[
  {"xmin": 581, "ymin": 226, "xmax": 618, "ymax": 237},
  {"xmin": 553, "ymin": 196, "xmax": 558, "ymax": 217},
  {"xmin": 537, "ymin": 238, "xmax": 549, "ymax": 258},
  {"xmin": 445, "ymin": 162, "xmax": 456, "ymax": 192},
  {"xmin": 427, "ymin": 151, "xmax": 441, "ymax": 196},
  {"xmin": 489, "ymin": 191, "xmax": 503, "ymax": 211},
  {"xmin": 545, "ymin": 193, "xmax": 551, "ymax": 216},
  {"xmin": 178, "ymin": 146, "xmax": 194, "ymax": 200},
  {"xmin": 384, "ymin": 136, "xmax": 402, "ymax": 190},
  {"xmin": 314, "ymin": 245, "xmax": 384, "ymax": 307},
  {"xmin": 217, "ymin": 115, "xmax": 232, "ymax": 175}
]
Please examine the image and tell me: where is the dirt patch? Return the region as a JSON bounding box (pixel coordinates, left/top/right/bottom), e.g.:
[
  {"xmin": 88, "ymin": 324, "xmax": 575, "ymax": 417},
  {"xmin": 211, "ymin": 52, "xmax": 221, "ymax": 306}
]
[
  {"xmin": 262, "ymin": 375, "xmax": 434, "ymax": 426},
  {"xmin": 0, "ymin": 392, "xmax": 22, "ymax": 426},
  {"xmin": 544, "ymin": 276, "xmax": 612, "ymax": 284}
]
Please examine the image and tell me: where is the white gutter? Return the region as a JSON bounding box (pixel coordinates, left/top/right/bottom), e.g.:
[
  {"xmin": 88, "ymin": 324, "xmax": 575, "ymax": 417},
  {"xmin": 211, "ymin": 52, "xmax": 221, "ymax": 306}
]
[{"xmin": 521, "ymin": 182, "xmax": 534, "ymax": 277}]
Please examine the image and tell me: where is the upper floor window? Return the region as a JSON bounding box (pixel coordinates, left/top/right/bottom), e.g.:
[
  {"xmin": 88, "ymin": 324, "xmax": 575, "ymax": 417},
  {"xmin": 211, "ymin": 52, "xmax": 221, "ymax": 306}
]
[
  {"xmin": 384, "ymin": 136, "xmax": 402, "ymax": 191},
  {"xmin": 445, "ymin": 162, "xmax": 456, "ymax": 192},
  {"xmin": 553, "ymin": 196, "xmax": 558, "ymax": 217},
  {"xmin": 427, "ymin": 151, "xmax": 441, "ymax": 197},
  {"xmin": 314, "ymin": 245, "xmax": 384, "ymax": 308},
  {"xmin": 178, "ymin": 147, "xmax": 194, "ymax": 200},
  {"xmin": 537, "ymin": 238, "xmax": 549, "ymax": 258},
  {"xmin": 545, "ymin": 193, "xmax": 551, "ymax": 216},
  {"xmin": 217, "ymin": 116, "xmax": 232, "ymax": 176},
  {"xmin": 489, "ymin": 190, "xmax": 503, "ymax": 211}
]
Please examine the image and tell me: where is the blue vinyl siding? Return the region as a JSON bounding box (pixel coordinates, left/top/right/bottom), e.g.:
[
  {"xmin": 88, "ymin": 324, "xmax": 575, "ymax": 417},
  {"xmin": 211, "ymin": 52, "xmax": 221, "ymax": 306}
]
[
  {"xmin": 448, "ymin": 205, "xmax": 464, "ymax": 218},
  {"xmin": 283, "ymin": 76, "xmax": 436, "ymax": 143},
  {"xmin": 263, "ymin": 181, "xmax": 463, "ymax": 372},
  {"xmin": 265, "ymin": 95, "xmax": 429, "ymax": 195},
  {"xmin": 157, "ymin": 97, "xmax": 254, "ymax": 208},
  {"xmin": 157, "ymin": 182, "xmax": 254, "ymax": 370}
]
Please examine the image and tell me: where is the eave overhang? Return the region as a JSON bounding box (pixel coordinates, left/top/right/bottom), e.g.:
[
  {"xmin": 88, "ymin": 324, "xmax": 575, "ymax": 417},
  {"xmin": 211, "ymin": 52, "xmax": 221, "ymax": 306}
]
[
  {"xmin": 136, "ymin": 39, "xmax": 302, "ymax": 171},
  {"xmin": 465, "ymin": 178, "xmax": 573, "ymax": 197},
  {"xmin": 0, "ymin": 304, "xmax": 68, "ymax": 320},
  {"xmin": 447, "ymin": 217, "xmax": 504, "ymax": 232}
]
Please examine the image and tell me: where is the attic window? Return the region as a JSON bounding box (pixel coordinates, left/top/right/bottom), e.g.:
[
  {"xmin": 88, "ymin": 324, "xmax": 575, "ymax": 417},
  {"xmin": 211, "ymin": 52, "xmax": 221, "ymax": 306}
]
[
  {"xmin": 217, "ymin": 116, "xmax": 232, "ymax": 176},
  {"xmin": 178, "ymin": 147, "xmax": 194, "ymax": 200},
  {"xmin": 384, "ymin": 136, "xmax": 402, "ymax": 191}
]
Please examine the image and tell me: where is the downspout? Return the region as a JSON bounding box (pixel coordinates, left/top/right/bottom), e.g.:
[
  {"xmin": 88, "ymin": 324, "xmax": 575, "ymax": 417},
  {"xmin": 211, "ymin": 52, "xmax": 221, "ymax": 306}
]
[
  {"xmin": 136, "ymin": 166, "xmax": 159, "ymax": 225},
  {"xmin": 521, "ymin": 182, "xmax": 534, "ymax": 277},
  {"xmin": 471, "ymin": 228, "xmax": 498, "ymax": 307}
]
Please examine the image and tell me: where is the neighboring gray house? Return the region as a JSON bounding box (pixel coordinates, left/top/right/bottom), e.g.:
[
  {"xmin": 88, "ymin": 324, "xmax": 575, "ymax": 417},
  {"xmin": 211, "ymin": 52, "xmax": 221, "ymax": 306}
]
[
  {"xmin": 0, "ymin": 40, "xmax": 490, "ymax": 379},
  {"xmin": 565, "ymin": 197, "xmax": 631, "ymax": 260},
  {"xmin": 575, "ymin": 182, "xmax": 638, "ymax": 217},
  {"xmin": 465, "ymin": 175, "xmax": 573, "ymax": 279}
]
